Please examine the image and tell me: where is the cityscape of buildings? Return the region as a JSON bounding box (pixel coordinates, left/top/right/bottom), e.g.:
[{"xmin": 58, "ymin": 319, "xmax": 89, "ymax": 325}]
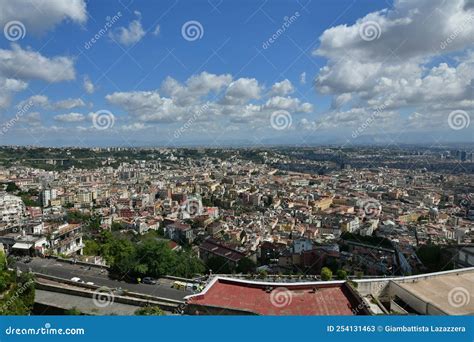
[{"xmin": 0, "ymin": 146, "xmax": 472, "ymax": 316}]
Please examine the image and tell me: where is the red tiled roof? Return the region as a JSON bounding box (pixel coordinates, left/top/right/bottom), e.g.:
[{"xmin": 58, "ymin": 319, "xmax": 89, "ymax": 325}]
[
  {"xmin": 168, "ymin": 240, "xmax": 178, "ymax": 250},
  {"xmin": 169, "ymin": 222, "xmax": 191, "ymax": 230},
  {"xmin": 199, "ymin": 239, "xmax": 245, "ymax": 262},
  {"xmin": 187, "ymin": 278, "xmax": 361, "ymax": 315}
]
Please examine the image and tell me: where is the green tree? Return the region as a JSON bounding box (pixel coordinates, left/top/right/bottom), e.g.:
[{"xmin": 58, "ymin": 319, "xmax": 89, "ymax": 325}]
[
  {"xmin": 21, "ymin": 196, "xmax": 38, "ymax": 206},
  {"xmin": 66, "ymin": 211, "xmax": 90, "ymax": 224},
  {"xmin": 320, "ymin": 267, "xmax": 333, "ymax": 281},
  {"xmin": 173, "ymin": 250, "xmax": 205, "ymax": 278},
  {"xmin": 416, "ymin": 244, "xmax": 449, "ymax": 272},
  {"xmin": 111, "ymin": 222, "xmax": 125, "ymax": 232},
  {"xmin": 336, "ymin": 269, "xmax": 348, "ymax": 280},
  {"xmin": 206, "ymin": 256, "xmax": 232, "ymax": 274},
  {"xmin": 5, "ymin": 182, "xmax": 19, "ymax": 193},
  {"xmin": 135, "ymin": 306, "xmax": 165, "ymax": 316},
  {"xmin": 0, "ymin": 251, "xmax": 35, "ymax": 315},
  {"xmin": 135, "ymin": 239, "xmax": 176, "ymax": 277},
  {"xmin": 236, "ymin": 257, "xmax": 256, "ymax": 274},
  {"xmin": 105, "ymin": 238, "xmax": 137, "ymax": 277},
  {"xmin": 64, "ymin": 307, "xmax": 83, "ymax": 315},
  {"xmin": 96, "ymin": 232, "xmax": 205, "ymax": 279},
  {"xmin": 85, "ymin": 215, "xmax": 102, "ymax": 232},
  {"xmin": 83, "ymin": 239, "xmax": 100, "ymax": 256}
]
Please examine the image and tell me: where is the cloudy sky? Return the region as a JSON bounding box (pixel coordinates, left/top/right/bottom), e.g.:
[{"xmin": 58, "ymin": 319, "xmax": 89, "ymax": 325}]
[{"xmin": 0, "ymin": 0, "xmax": 472, "ymax": 147}]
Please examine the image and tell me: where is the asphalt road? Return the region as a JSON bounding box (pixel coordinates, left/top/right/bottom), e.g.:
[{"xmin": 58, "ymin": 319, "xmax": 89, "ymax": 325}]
[{"xmin": 14, "ymin": 258, "xmax": 192, "ymax": 301}]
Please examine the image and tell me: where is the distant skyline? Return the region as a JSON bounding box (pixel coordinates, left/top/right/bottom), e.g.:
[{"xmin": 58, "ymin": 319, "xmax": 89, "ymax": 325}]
[{"xmin": 0, "ymin": 0, "xmax": 473, "ymax": 147}]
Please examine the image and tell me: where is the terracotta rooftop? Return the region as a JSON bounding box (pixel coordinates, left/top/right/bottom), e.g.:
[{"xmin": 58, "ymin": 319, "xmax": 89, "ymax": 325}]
[
  {"xmin": 186, "ymin": 277, "xmax": 364, "ymax": 315},
  {"xmin": 199, "ymin": 239, "xmax": 245, "ymax": 262}
]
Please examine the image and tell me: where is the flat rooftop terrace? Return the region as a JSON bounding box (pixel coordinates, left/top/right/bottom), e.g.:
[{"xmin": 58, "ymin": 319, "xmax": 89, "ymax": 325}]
[{"xmin": 395, "ymin": 270, "xmax": 474, "ymax": 315}]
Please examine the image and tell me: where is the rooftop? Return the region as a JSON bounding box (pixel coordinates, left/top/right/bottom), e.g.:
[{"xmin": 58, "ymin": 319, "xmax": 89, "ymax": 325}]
[
  {"xmin": 395, "ymin": 269, "xmax": 474, "ymax": 315},
  {"xmin": 199, "ymin": 239, "xmax": 245, "ymax": 262},
  {"xmin": 186, "ymin": 277, "xmax": 364, "ymax": 315}
]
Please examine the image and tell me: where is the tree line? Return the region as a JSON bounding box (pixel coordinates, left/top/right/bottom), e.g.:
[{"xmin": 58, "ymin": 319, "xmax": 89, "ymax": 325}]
[{"xmin": 86, "ymin": 231, "xmax": 205, "ymax": 280}]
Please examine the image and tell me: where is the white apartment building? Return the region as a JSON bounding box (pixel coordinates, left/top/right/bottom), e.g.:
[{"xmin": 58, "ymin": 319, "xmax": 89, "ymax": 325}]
[
  {"xmin": 41, "ymin": 188, "xmax": 57, "ymax": 207},
  {"xmin": 48, "ymin": 223, "xmax": 84, "ymax": 256},
  {"xmin": 0, "ymin": 192, "xmax": 25, "ymax": 226}
]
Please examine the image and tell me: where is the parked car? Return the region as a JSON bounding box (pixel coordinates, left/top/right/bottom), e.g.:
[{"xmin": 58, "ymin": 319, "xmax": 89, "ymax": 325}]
[
  {"xmin": 172, "ymin": 281, "xmax": 186, "ymax": 290},
  {"xmin": 142, "ymin": 277, "xmax": 157, "ymax": 285}
]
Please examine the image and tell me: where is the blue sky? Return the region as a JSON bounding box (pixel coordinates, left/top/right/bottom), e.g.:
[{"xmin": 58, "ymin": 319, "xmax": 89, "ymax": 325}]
[{"xmin": 0, "ymin": 0, "xmax": 472, "ymax": 147}]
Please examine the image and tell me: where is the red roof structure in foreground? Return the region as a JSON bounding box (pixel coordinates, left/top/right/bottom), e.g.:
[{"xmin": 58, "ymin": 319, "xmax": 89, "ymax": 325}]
[{"xmin": 185, "ymin": 277, "xmax": 366, "ymax": 316}]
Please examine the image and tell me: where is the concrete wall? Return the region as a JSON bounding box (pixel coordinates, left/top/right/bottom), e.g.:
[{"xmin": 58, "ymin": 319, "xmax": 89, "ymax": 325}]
[
  {"xmin": 47, "ymin": 256, "xmax": 110, "ymax": 270},
  {"xmin": 34, "ymin": 273, "xmax": 183, "ymax": 309},
  {"xmin": 354, "ymin": 267, "xmax": 474, "ymax": 297},
  {"xmin": 354, "ymin": 280, "xmax": 390, "ymax": 297},
  {"xmin": 388, "ymin": 281, "xmax": 446, "ymax": 315},
  {"xmin": 186, "ymin": 304, "xmax": 257, "ymax": 315},
  {"xmin": 35, "ymin": 282, "xmax": 180, "ymax": 312},
  {"xmin": 457, "ymin": 247, "xmax": 474, "ymax": 267}
]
